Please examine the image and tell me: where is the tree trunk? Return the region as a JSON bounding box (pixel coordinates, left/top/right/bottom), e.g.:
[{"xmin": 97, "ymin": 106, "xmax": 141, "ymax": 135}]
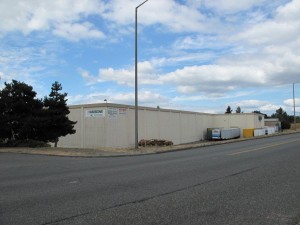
[{"xmin": 54, "ymin": 138, "xmax": 58, "ymax": 148}]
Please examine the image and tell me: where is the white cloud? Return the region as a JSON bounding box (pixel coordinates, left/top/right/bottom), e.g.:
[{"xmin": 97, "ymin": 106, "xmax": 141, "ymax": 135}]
[
  {"xmin": 78, "ymin": 69, "xmax": 99, "ymax": 86},
  {"xmin": 284, "ymin": 98, "xmax": 300, "ymax": 107},
  {"xmin": 53, "ymin": 22, "xmax": 105, "ymax": 41},
  {"xmin": 159, "ymin": 64, "xmax": 266, "ymax": 94},
  {"xmin": 103, "ymin": 0, "xmax": 206, "ymax": 33},
  {"xmin": 233, "ymin": 100, "xmax": 269, "ymax": 108},
  {"xmin": 227, "ymin": 100, "xmax": 280, "ymax": 114},
  {"xmin": 276, "ymin": 0, "xmax": 300, "ymax": 21},
  {"xmin": 150, "ymin": 52, "xmax": 215, "ymax": 68},
  {"xmin": 0, "ymin": 0, "xmax": 105, "ymax": 40},
  {"xmin": 0, "ymin": 39, "xmax": 63, "ymax": 97},
  {"xmin": 68, "ymin": 89, "xmax": 166, "ymax": 106},
  {"xmin": 158, "ymin": 0, "xmax": 300, "ymax": 95},
  {"xmin": 172, "ymin": 35, "xmax": 227, "ymax": 50},
  {"xmin": 80, "ymin": 61, "xmax": 162, "ymax": 86},
  {"xmin": 234, "ymin": 20, "xmax": 300, "ymax": 46},
  {"xmin": 173, "ymin": 90, "xmax": 253, "ymax": 103},
  {"xmin": 156, "ymin": 49, "xmax": 299, "ymax": 95},
  {"xmin": 233, "ymin": 0, "xmax": 300, "ymax": 46},
  {"xmin": 259, "ymin": 104, "xmax": 280, "ymax": 113},
  {"xmin": 204, "ymin": 0, "xmax": 267, "ymax": 13}
]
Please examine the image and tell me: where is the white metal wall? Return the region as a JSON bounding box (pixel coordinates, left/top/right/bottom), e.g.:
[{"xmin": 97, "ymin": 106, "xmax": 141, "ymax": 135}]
[
  {"xmin": 138, "ymin": 110, "xmax": 213, "ymax": 145},
  {"xmin": 57, "ymin": 104, "xmax": 263, "ymax": 149},
  {"xmin": 212, "ymin": 113, "xmax": 265, "ymax": 136}
]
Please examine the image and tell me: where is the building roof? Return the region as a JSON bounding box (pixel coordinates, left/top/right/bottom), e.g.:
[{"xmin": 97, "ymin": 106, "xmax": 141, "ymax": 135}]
[
  {"xmin": 264, "ymin": 118, "xmax": 279, "ymax": 122},
  {"xmin": 68, "ymin": 103, "xmax": 261, "ymax": 116}
]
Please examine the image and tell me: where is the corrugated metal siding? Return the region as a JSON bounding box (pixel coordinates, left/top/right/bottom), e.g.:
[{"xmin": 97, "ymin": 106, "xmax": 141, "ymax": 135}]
[{"xmin": 58, "ymin": 104, "xmax": 264, "ymax": 149}]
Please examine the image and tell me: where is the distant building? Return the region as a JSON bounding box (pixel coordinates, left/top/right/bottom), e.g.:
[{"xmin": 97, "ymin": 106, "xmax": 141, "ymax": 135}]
[{"xmin": 265, "ymin": 118, "xmax": 281, "ymax": 131}]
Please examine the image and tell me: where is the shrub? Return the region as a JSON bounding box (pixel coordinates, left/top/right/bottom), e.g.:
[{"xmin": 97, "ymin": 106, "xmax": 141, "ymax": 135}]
[
  {"xmin": 0, "ymin": 139, "xmax": 50, "ymax": 148},
  {"xmin": 139, "ymin": 139, "xmax": 173, "ymax": 147}
]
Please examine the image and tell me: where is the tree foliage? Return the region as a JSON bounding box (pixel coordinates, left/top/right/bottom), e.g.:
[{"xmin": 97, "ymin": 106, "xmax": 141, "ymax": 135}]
[
  {"xmin": 235, "ymin": 106, "xmax": 241, "ymax": 113},
  {"xmin": 271, "ymin": 107, "xmax": 288, "ymax": 121},
  {"xmin": 0, "ymin": 80, "xmax": 76, "ymax": 146},
  {"xmin": 225, "ymin": 106, "xmax": 232, "ymax": 114},
  {"xmin": 252, "ymin": 110, "xmax": 268, "ymax": 118},
  {"xmin": 0, "ymin": 80, "xmax": 43, "ymax": 141},
  {"xmin": 42, "ymin": 82, "xmax": 76, "ymax": 146},
  {"xmin": 271, "ymin": 107, "xmax": 291, "ymax": 129}
]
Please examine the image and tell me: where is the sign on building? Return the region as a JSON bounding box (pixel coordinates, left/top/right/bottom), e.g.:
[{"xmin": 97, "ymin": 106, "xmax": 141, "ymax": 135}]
[
  {"xmin": 107, "ymin": 108, "xmax": 127, "ymax": 118},
  {"xmin": 108, "ymin": 108, "xmax": 118, "ymax": 118},
  {"xmin": 118, "ymin": 108, "xmax": 127, "ymax": 115},
  {"xmin": 85, "ymin": 109, "xmax": 105, "ymax": 117}
]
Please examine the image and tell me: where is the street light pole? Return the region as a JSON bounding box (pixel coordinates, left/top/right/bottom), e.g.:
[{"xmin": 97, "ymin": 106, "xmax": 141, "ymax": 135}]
[
  {"xmin": 293, "ymin": 83, "xmax": 296, "ymax": 131},
  {"xmin": 135, "ymin": 0, "xmax": 148, "ymax": 149}
]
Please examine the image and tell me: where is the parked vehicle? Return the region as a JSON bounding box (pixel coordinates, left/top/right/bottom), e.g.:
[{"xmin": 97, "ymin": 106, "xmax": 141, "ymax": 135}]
[{"xmin": 211, "ymin": 128, "xmax": 240, "ymax": 140}]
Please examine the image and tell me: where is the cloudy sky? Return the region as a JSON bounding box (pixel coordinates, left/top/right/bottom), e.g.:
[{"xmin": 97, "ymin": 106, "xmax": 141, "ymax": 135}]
[{"xmin": 0, "ymin": 0, "xmax": 300, "ymax": 115}]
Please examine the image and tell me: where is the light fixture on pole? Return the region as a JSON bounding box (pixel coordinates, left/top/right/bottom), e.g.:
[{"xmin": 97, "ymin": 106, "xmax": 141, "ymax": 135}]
[{"xmin": 135, "ymin": 0, "xmax": 149, "ymax": 149}]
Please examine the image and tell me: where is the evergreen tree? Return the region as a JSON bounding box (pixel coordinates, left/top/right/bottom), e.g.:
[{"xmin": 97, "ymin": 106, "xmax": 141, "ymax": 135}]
[
  {"xmin": 252, "ymin": 110, "xmax": 268, "ymax": 118},
  {"xmin": 271, "ymin": 107, "xmax": 288, "ymax": 122},
  {"xmin": 42, "ymin": 82, "xmax": 76, "ymax": 146},
  {"xmin": 253, "ymin": 110, "xmax": 262, "ymax": 114},
  {"xmin": 236, "ymin": 106, "xmax": 241, "ymax": 113},
  {"xmin": 0, "ymin": 88, "xmax": 10, "ymax": 140},
  {"xmin": 271, "ymin": 107, "xmax": 291, "ymax": 129},
  {"xmin": 225, "ymin": 106, "xmax": 232, "ymax": 114},
  {"xmin": 0, "ymin": 80, "xmax": 43, "ymax": 141}
]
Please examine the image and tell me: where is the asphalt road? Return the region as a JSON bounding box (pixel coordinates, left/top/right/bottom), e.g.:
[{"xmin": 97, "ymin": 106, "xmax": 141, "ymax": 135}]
[{"xmin": 1, "ymin": 133, "xmax": 300, "ymax": 225}]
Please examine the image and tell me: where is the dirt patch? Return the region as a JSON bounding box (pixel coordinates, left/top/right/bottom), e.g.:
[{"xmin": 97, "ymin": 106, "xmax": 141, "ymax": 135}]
[
  {"xmin": 0, "ymin": 139, "xmax": 239, "ymax": 157},
  {"xmin": 0, "ymin": 146, "xmax": 147, "ymax": 157},
  {"xmin": 290, "ymin": 123, "xmax": 300, "ymax": 130}
]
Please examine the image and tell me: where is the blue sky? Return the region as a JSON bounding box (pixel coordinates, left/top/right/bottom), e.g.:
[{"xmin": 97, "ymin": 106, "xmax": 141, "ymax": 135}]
[{"xmin": 0, "ymin": 0, "xmax": 300, "ymax": 116}]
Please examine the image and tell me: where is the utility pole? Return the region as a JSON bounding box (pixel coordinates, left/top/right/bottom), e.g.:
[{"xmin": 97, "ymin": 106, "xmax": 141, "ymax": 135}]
[
  {"xmin": 293, "ymin": 83, "xmax": 296, "ymax": 131},
  {"xmin": 135, "ymin": 0, "xmax": 149, "ymax": 149}
]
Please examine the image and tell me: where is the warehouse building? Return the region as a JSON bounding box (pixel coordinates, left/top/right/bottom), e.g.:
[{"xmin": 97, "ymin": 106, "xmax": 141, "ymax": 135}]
[{"xmin": 57, "ymin": 103, "xmax": 265, "ymax": 149}]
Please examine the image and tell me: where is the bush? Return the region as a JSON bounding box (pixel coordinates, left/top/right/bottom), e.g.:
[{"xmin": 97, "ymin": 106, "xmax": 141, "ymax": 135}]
[
  {"xmin": 281, "ymin": 120, "xmax": 291, "ymax": 130},
  {"xmin": 0, "ymin": 139, "xmax": 7, "ymax": 147},
  {"xmin": 0, "ymin": 139, "xmax": 50, "ymax": 148},
  {"xmin": 139, "ymin": 139, "xmax": 173, "ymax": 147}
]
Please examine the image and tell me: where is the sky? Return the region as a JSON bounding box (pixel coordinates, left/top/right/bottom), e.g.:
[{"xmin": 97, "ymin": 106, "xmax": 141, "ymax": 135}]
[{"xmin": 0, "ymin": 0, "xmax": 300, "ymax": 116}]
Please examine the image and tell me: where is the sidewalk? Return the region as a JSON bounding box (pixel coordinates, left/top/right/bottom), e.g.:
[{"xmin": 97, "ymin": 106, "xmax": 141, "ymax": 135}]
[{"xmin": 0, "ymin": 130, "xmax": 299, "ymax": 157}]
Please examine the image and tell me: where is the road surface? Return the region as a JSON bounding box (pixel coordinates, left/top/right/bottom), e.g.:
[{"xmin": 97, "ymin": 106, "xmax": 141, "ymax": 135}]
[{"xmin": 1, "ymin": 133, "xmax": 300, "ymax": 225}]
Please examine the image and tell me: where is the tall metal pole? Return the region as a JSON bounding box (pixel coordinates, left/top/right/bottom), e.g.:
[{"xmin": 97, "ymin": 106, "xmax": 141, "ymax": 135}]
[
  {"xmin": 135, "ymin": 0, "xmax": 149, "ymax": 149},
  {"xmin": 293, "ymin": 83, "xmax": 296, "ymax": 131}
]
